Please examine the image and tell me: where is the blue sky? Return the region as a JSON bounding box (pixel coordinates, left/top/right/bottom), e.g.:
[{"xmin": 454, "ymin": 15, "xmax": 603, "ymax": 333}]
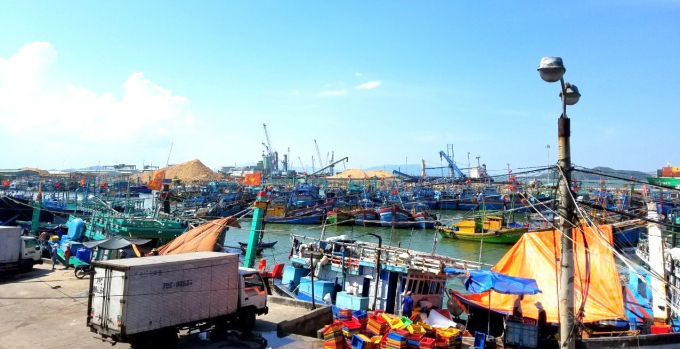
[{"xmin": 1, "ymin": 1, "xmax": 678, "ymax": 174}]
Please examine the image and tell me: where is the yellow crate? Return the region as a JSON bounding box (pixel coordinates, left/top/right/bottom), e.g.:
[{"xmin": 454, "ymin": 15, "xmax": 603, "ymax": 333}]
[
  {"xmin": 437, "ymin": 328, "xmax": 461, "ymax": 338},
  {"xmin": 407, "ymin": 324, "xmax": 426, "ymax": 334},
  {"xmin": 388, "ymin": 317, "xmax": 406, "ymax": 330}
]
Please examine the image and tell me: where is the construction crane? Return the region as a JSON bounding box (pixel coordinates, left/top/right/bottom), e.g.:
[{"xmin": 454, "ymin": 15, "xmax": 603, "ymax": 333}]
[
  {"xmin": 262, "ymin": 124, "xmax": 278, "ymax": 173},
  {"xmin": 392, "ymin": 170, "xmax": 419, "ymax": 182},
  {"xmin": 314, "ymin": 140, "xmax": 324, "ymax": 170},
  {"xmin": 439, "ymin": 151, "xmax": 467, "ymax": 180},
  {"xmin": 298, "ymin": 156, "xmax": 307, "ymax": 173},
  {"xmin": 310, "ymin": 157, "xmax": 348, "ymax": 176}
]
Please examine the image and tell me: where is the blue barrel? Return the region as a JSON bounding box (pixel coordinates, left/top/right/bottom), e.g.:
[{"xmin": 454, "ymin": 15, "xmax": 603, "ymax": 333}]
[
  {"xmin": 67, "ymin": 218, "xmax": 85, "ymax": 240},
  {"xmin": 76, "ymin": 248, "xmax": 91, "ymax": 262}
]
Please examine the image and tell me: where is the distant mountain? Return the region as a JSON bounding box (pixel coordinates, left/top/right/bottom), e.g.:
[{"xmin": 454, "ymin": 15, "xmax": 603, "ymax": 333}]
[{"xmin": 536, "ymin": 166, "xmax": 651, "ymax": 181}]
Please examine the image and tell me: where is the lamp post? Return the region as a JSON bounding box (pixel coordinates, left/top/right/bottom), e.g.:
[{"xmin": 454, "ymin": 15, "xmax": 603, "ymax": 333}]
[
  {"xmin": 537, "ymin": 56, "xmax": 580, "ymax": 349},
  {"xmin": 546, "ymin": 144, "xmax": 550, "ymax": 166}
]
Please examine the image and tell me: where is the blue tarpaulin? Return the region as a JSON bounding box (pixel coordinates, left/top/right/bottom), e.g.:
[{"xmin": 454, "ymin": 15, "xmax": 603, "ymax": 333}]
[{"xmin": 444, "ymin": 268, "xmax": 540, "ymax": 295}]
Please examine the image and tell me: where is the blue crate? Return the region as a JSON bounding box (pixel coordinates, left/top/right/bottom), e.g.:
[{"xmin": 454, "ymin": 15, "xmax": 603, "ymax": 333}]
[
  {"xmin": 504, "ymin": 320, "xmax": 538, "ymax": 348},
  {"xmin": 473, "ymin": 332, "xmax": 486, "ymax": 349}
]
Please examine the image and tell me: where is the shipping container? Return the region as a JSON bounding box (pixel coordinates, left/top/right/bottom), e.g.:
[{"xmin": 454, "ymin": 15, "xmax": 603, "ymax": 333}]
[
  {"xmin": 662, "ymin": 167, "xmax": 673, "ymax": 177},
  {"xmin": 87, "ymin": 252, "xmax": 266, "ymax": 346}
]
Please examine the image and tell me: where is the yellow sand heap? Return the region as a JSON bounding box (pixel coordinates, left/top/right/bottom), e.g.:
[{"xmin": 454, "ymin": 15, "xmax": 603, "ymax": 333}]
[{"xmin": 330, "ymin": 169, "xmax": 394, "ymax": 179}]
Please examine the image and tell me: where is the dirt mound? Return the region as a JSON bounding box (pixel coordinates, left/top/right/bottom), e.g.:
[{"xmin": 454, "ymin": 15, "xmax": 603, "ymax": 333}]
[
  {"xmin": 133, "ymin": 159, "xmax": 217, "ymax": 183},
  {"xmin": 330, "ymin": 169, "xmax": 394, "ymax": 179},
  {"xmin": 20, "ymin": 167, "xmax": 50, "ymax": 176}
]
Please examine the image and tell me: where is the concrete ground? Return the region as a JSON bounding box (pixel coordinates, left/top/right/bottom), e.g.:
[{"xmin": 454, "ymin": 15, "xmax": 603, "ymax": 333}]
[{"xmin": 0, "ymin": 261, "xmax": 323, "ymax": 349}]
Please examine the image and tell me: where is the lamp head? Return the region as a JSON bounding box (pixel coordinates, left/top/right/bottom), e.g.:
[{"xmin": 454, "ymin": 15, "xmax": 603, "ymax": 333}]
[
  {"xmin": 560, "ymin": 83, "xmax": 581, "ymax": 105},
  {"xmin": 538, "ymin": 57, "xmax": 565, "ymax": 83}
]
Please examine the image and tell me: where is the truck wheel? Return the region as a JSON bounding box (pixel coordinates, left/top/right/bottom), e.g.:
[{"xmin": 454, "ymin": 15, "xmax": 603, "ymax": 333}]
[
  {"xmin": 239, "ymin": 310, "xmax": 256, "ymax": 332},
  {"xmin": 156, "ymin": 328, "xmax": 178, "ymax": 349},
  {"xmin": 19, "ymin": 260, "xmax": 34, "ymax": 272}
]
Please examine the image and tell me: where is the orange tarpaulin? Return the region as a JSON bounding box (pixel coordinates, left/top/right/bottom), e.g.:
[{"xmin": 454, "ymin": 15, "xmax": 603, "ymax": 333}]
[
  {"xmin": 243, "ymin": 173, "xmax": 262, "ymax": 186},
  {"xmin": 157, "ymin": 216, "xmax": 241, "ymax": 255},
  {"xmin": 453, "ymin": 225, "xmax": 624, "ymax": 323}
]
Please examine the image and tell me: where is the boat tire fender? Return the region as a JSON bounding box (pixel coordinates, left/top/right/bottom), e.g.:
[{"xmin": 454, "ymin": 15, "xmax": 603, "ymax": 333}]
[{"xmin": 494, "ymin": 231, "xmax": 501, "ymax": 237}]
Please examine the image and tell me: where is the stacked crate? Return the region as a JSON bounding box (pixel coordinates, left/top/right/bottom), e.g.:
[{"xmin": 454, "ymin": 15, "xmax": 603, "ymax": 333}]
[{"xmin": 323, "ymin": 324, "xmax": 345, "ymax": 349}]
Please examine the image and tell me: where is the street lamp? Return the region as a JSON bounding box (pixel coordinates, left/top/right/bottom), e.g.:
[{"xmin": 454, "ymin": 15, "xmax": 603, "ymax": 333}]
[
  {"xmin": 546, "ymin": 144, "xmax": 550, "ymax": 166},
  {"xmin": 538, "ymin": 56, "xmax": 580, "ymax": 349}
]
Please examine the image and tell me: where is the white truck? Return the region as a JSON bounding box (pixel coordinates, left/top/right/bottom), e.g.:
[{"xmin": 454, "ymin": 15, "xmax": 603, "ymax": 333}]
[
  {"xmin": 0, "ymin": 226, "xmax": 42, "ymax": 272},
  {"xmin": 87, "ymin": 252, "xmax": 268, "ymax": 348}
]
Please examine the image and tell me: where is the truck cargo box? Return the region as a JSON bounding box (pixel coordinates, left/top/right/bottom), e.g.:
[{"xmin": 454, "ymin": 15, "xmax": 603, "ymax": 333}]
[
  {"xmin": 88, "ymin": 252, "xmax": 239, "ymax": 338},
  {"xmin": 0, "ymin": 227, "xmax": 22, "ymax": 264}
]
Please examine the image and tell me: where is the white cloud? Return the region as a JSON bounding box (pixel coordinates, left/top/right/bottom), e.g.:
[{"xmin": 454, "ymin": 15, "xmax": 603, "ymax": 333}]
[
  {"xmin": 355, "ymin": 72, "xmax": 362, "ymax": 76},
  {"xmin": 356, "ymin": 81, "xmax": 381, "ymax": 90},
  {"xmin": 318, "ymin": 89, "xmax": 347, "ymax": 97},
  {"xmin": 0, "ymin": 42, "xmax": 197, "ymax": 168},
  {"xmin": 291, "ymin": 89, "xmax": 300, "ymax": 96}
]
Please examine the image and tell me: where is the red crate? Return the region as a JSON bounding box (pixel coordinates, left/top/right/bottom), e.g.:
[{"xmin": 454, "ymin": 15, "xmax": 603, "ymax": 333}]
[
  {"xmin": 651, "ymin": 325, "xmax": 671, "ymax": 334},
  {"xmin": 419, "ymin": 337, "xmax": 435, "ymax": 349}
]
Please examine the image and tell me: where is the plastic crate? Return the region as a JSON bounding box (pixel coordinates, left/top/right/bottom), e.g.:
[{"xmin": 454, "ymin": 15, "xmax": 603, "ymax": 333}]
[
  {"xmin": 351, "ymin": 334, "xmax": 372, "ymax": 349},
  {"xmin": 389, "ymin": 317, "xmax": 406, "ymax": 330},
  {"xmin": 400, "ymin": 317, "xmax": 414, "ymax": 327},
  {"xmin": 407, "ymin": 324, "xmax": 426, "ymax": 335},
  {"xmin": 419, "ymin": 337, "xmax": 436, "ymax": 349},
  {"xmin": 473, "ymin": 332, "xmax": 486, "ymax": 349}
]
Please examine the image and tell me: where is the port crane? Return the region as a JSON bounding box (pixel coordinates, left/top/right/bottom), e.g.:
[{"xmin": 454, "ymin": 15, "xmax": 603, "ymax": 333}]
[
  {"xmin": 262, "ymin": 123, "xmax": 278, "ymax": 174},
  {"xmin": 310, "ymin": 157, "xmax": 348, "ymax": 177},
  {"xmin": 314, "ymin": 140, "xmax": 325, "ymax": 171}
]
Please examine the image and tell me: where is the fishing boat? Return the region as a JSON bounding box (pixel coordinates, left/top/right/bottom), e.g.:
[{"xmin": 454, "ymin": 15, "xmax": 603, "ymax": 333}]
[
  {"xmin": 238, "ymin": 241, "xmax": 278, "ymax": 248},
  {"xmin": 377, "ymin": 205, "xmax": 414, "ymax": 228},
  {"xmin": 274, "ymin": 233, "xmax": 488, "ymax": 313},
  {"xmin": 410, "ymin": 203, "xmax": 438, "ymax": 229},
  {"xmin": 437, "ymin": 215, "xmax": 527, "ymax": 244},
  {"xmin": 326, "ymin": 209, "xmax": 354, "ymax": 226},
  {"xmin": 351, "ymin": 208, "xmax": 380, "ymax": 227}
]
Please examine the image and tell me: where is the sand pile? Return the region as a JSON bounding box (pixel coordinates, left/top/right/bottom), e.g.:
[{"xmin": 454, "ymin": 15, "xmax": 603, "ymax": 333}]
[
  {"xmin": 133, "ymin": 159, "xmax": 217, "ymax": 183},
  {"xmin": 330, "ymin": 169, "xmax": 394, "ymax": 179},
  {"xmin": 21, "ymin": 167, "xmax": 50, "ymax": 176}
]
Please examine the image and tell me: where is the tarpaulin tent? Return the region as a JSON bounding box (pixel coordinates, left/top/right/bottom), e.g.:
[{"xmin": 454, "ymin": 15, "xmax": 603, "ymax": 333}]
[
  {"xmin": 82, "ymin": 236, "xmax": 151, "ymax": 250},
  {"xmin": 451, "ymin": 225, "xmax": 625, "ymax": 323},
  {"xmin": 444, "ymin": 268, "xmax": 540, "ymax": 295},
  {"xmin": 157, "ymin": 216, "xmax": 240, "ymax": 255}
]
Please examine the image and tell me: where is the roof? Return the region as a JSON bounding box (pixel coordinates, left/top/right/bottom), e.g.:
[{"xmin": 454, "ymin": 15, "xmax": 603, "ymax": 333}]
[
  {"xmin": 92, "ymin": 251, "xmax": 238, "ymax": 268},
  {"xmin": 0, "ymin": 169, "xmax": 39, "ymax": 176}
]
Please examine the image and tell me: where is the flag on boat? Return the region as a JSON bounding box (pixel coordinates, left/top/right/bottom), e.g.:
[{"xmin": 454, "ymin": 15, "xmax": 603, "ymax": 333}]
[
  {"xmin": 147, "ymin": 169, "xmax": 166, "ymax": 191},
  {"xmin": 243, "ymin": 173, "xmax": 262, "ymax": 186}
]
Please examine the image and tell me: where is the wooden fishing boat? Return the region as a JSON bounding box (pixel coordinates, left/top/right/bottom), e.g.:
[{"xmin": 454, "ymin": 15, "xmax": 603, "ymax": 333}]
[
  {"xmin": 377, "ymin": 205, "xmax": 414, "ymax": 228},
  {"xmin": 238, "ymin": 241, "xmax": 278, "ymax": 248},
  {"xmin": 437, "ymin": 216, "xmax": 526, "ymax": 244},
  {"xmin": 326, "ymin": 209, "xmax": 354, "ymax": 226},
  {"xmin": 351, "ymin": 208, "xmax": 380, "ymax": 227}
]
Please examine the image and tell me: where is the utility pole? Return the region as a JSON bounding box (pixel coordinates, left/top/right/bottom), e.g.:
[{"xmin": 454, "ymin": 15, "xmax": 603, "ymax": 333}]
[{"xmin": 538, "ymin": 56, "xmax": 581, "ymax": 349}]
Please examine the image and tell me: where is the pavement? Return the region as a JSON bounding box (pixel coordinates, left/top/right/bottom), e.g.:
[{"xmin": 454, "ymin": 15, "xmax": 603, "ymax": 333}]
[{"xmin": 0, "ymin": 260, "xmax": 323, "ymax": 349}]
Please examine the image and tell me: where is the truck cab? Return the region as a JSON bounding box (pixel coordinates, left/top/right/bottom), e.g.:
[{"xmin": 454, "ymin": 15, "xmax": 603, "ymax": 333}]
[
  {"xmin": 21, "ymin": 237, "xmax": 42, "ymax": 265},
  {"xmin": 239, "ymin": 267, "xmax": 268, "ymax": 314},
  {"xmin": 0, "ymin": 226, "xmax": 42, "ymax": 272}
]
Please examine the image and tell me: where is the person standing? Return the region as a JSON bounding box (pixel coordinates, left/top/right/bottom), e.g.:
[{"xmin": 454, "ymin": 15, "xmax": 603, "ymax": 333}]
[
  {"xmin": 63, "ymin": 243, "xmax": 72, "ymax": 269},
  {"xmin": 512, "ymin": 295, "xmax": 524, "ymax": 319},
  {"xmin": 50, "ymin": 244, "xmax": 58, "ymax": 270},
  {"xmin": 402, "ymin": 291, "xmax": 414, "ymax": 318}
]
